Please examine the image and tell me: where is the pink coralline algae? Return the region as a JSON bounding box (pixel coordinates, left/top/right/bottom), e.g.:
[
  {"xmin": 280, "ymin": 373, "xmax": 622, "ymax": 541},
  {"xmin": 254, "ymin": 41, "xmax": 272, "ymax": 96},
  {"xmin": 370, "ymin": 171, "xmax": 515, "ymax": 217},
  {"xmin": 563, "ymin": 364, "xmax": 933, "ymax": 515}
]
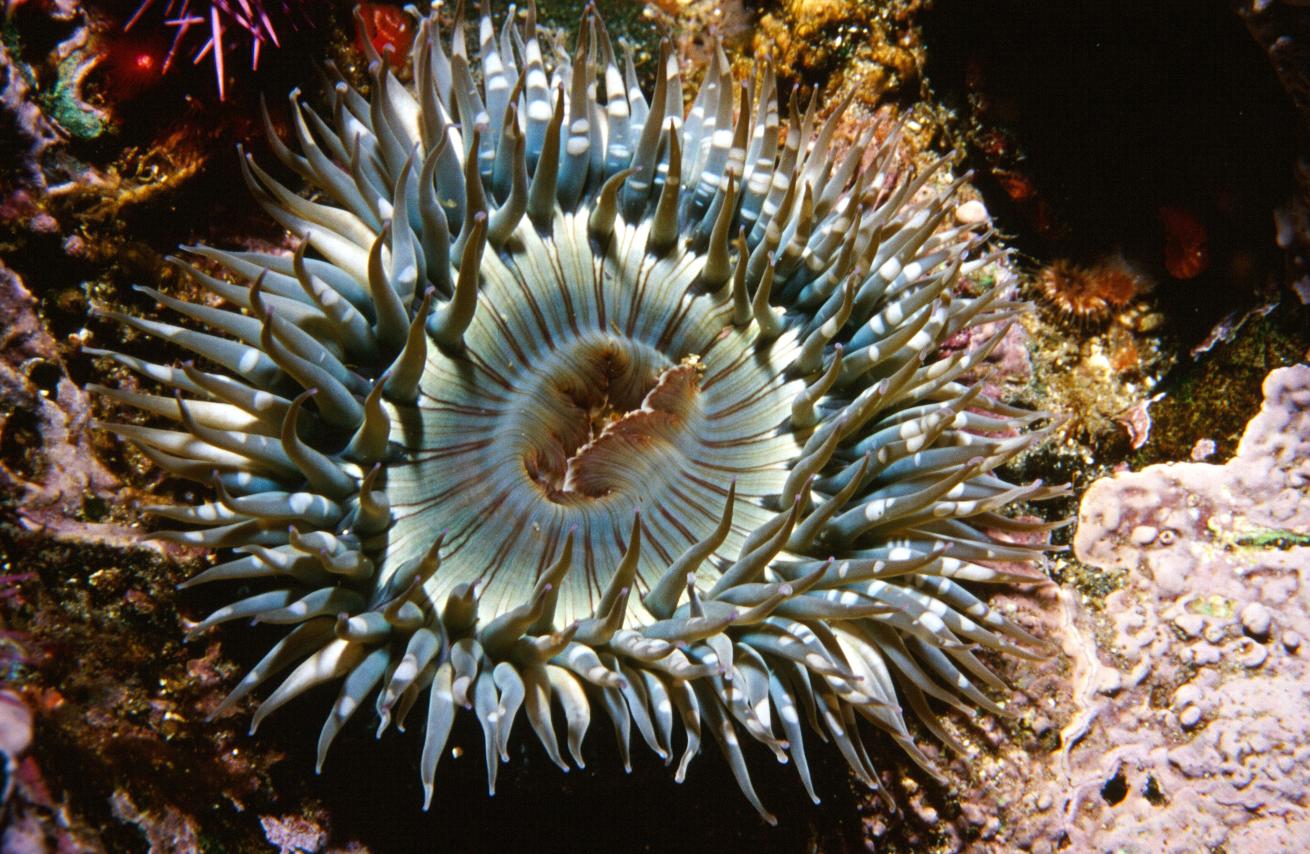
[
  {"xmin": 0, "ymin": 689, "xmax": 33, "ymax": 780},
  {"xmin": 904, "ymin": 363, "xmax": 1310, "ymax": 852},
  {"xmin": 1066, "ymin": 363, "xmax": 1310, "ymax": 851},
  {"xmin": 109, "ymin": 789, "xmax": 202, "ymax": 854},
  {"xmin": 0, "ymin": 10, "xmax": 65, "ymax": 190},
  {"xmin": 260, "ymin": 812, "xmax": 328, "ymax": 854},
  {"xmin": 0, "ymin": 262, "xmax": 119, "ymax": 534}
]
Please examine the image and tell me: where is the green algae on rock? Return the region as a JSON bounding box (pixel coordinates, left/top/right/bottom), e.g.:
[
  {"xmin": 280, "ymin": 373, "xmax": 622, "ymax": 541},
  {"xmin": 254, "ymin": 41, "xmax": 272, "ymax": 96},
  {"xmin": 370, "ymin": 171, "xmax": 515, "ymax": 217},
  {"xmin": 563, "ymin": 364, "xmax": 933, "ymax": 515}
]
[{"xmin": 93, "ymin": 1, "xmax": 1064, "ymax": 822}]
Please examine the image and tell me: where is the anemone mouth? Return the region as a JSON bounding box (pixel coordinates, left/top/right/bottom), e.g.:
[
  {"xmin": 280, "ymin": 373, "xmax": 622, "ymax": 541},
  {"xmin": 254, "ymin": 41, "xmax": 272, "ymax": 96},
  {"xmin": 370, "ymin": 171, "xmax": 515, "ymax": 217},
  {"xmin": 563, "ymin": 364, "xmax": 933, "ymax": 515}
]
[
  {"xmin": 92, "ymin": 0, "xmax": 1066, "ymax": 824},
  {"xmin": 385, "ymin": 206, "xmax": 806, "ymax": 629},
  {"xmin": 441, "ymin": 268, "xmax": 707, "ymax": 510},
  {"xmin": 513, "ymin": 337, "xmax": 692, "ymax": 502}
]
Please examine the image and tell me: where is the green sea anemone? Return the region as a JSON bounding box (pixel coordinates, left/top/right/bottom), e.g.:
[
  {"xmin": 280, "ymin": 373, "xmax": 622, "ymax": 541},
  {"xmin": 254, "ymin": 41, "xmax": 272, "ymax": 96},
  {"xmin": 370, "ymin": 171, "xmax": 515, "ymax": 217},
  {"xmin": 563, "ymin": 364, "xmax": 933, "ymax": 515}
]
[{"xmin": 93, "ymin": 1, "xmax": 1064, "ymax": 822}]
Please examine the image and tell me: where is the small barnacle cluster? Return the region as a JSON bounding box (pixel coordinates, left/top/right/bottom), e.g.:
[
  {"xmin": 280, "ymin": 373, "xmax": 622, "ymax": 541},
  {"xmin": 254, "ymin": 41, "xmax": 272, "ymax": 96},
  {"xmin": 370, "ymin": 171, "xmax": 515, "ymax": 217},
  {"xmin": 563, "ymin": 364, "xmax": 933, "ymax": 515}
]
[
  {"xmin": 92, "ymin": 1, "xmax": 1064, "ymax": 821},
  {"xmin": 1023, "ymin": 255, "xmax": 1171, "ymax": 453},
  {"xmin": 1033, "ymin": 256, "xmax": 1149, "ymax": 325}
]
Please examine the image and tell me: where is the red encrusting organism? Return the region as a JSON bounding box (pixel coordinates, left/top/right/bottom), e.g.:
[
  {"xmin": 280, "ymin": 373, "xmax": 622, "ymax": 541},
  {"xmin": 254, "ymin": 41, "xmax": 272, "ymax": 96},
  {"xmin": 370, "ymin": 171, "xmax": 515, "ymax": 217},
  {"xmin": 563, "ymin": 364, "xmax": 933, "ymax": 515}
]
[
  {"xmin": 97, "ymin": 23, "xmax": 171, "ymax": 101},
  {"xmin": 1158, "ymin": 205, "xmax": 1210, "ymax": 280},
  {"xmin": 355, "ymin": 3, "xmax": 416, "ymax": 71}
]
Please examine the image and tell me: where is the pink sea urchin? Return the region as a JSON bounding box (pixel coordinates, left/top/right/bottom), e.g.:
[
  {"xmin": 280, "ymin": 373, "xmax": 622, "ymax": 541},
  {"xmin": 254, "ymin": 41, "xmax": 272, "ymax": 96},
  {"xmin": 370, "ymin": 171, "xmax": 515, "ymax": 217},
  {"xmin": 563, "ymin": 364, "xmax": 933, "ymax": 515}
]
[{"xmin": 123, "ymin": 0, "xmax": 307, "ymax": 100}]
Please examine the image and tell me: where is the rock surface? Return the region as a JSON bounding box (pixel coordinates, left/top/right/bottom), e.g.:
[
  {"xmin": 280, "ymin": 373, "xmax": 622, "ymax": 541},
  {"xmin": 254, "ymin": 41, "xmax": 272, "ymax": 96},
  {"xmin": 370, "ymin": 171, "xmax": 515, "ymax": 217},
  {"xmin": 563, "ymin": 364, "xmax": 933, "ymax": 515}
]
[
  {"xmin": 1060, "ymin": 364, "xmax": 1310, "ymax": 851},
  {"xmin": 875, "ymin": 363, "xmax": 1310, "ymax": 852},
  {"xmin": 0, "ymin": 262, "xmax": 120, "ymax": 533}
]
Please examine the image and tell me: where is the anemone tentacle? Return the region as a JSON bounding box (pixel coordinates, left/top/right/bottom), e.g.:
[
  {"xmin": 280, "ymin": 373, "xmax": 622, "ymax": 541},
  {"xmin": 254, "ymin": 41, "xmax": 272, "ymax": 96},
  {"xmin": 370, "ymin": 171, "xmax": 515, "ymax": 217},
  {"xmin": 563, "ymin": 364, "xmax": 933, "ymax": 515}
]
[{"xmin": 96, "ymin": 1, "xmax": 1064, "ymax": 823}]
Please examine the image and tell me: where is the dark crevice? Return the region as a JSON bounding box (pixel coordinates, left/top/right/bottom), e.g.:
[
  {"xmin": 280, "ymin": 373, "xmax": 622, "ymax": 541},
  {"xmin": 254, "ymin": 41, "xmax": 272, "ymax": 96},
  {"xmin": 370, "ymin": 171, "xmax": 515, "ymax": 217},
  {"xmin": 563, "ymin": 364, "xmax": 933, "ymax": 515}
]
[
  {"xmin": 1101, "ymin": 769, "xmax": 1129, "ymax": 805},
  {"xmin": 922, "ymin": 0, "xmax": 1303, "ymax": 346}
]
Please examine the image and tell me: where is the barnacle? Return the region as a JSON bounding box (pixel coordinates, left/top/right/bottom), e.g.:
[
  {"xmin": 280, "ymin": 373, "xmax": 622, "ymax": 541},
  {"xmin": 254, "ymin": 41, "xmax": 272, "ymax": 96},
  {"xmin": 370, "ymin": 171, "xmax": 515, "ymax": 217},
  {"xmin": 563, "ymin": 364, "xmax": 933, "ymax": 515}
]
[
  {"xmin": 1034, "ymin": 256, "xmax": 1148, "ymax": 323},
  {"xmin": 93, "ymin": 2, "xmax": 1065, "ymax": 822}
]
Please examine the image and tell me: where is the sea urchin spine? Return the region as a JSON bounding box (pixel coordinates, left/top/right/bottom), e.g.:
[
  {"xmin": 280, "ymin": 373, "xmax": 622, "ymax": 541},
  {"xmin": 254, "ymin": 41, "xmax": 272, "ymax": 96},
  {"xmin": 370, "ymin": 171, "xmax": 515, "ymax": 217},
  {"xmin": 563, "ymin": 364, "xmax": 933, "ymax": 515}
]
[
  {"xmin": 125, "ymin": 0, "xmax": 304, "ymax": 100},
  {"xmin": 94, "ymin": 1, "xmax": 1066, "ymax": 822}
]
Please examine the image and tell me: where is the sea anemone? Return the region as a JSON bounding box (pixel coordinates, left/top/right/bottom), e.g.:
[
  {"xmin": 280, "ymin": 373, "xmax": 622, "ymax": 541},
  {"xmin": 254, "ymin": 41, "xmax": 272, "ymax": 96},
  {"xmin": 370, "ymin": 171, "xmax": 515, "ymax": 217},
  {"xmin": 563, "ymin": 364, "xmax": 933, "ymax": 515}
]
[{"xmin": 93, "ymin": 1, "xmax": 1065, "ymax": 822}]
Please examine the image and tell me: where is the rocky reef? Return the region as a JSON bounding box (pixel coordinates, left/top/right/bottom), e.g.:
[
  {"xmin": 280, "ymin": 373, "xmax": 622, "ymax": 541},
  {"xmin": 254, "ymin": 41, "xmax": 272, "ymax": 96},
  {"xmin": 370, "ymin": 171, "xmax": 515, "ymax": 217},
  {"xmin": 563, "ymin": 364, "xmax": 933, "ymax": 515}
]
[
  {"xmin": 1064, "ymin": 364, "xmax": 1310, "ymax": 851},
  {"xmin": 900, "ymin": 363, "xmax": 1310, "ymax": 852}
]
